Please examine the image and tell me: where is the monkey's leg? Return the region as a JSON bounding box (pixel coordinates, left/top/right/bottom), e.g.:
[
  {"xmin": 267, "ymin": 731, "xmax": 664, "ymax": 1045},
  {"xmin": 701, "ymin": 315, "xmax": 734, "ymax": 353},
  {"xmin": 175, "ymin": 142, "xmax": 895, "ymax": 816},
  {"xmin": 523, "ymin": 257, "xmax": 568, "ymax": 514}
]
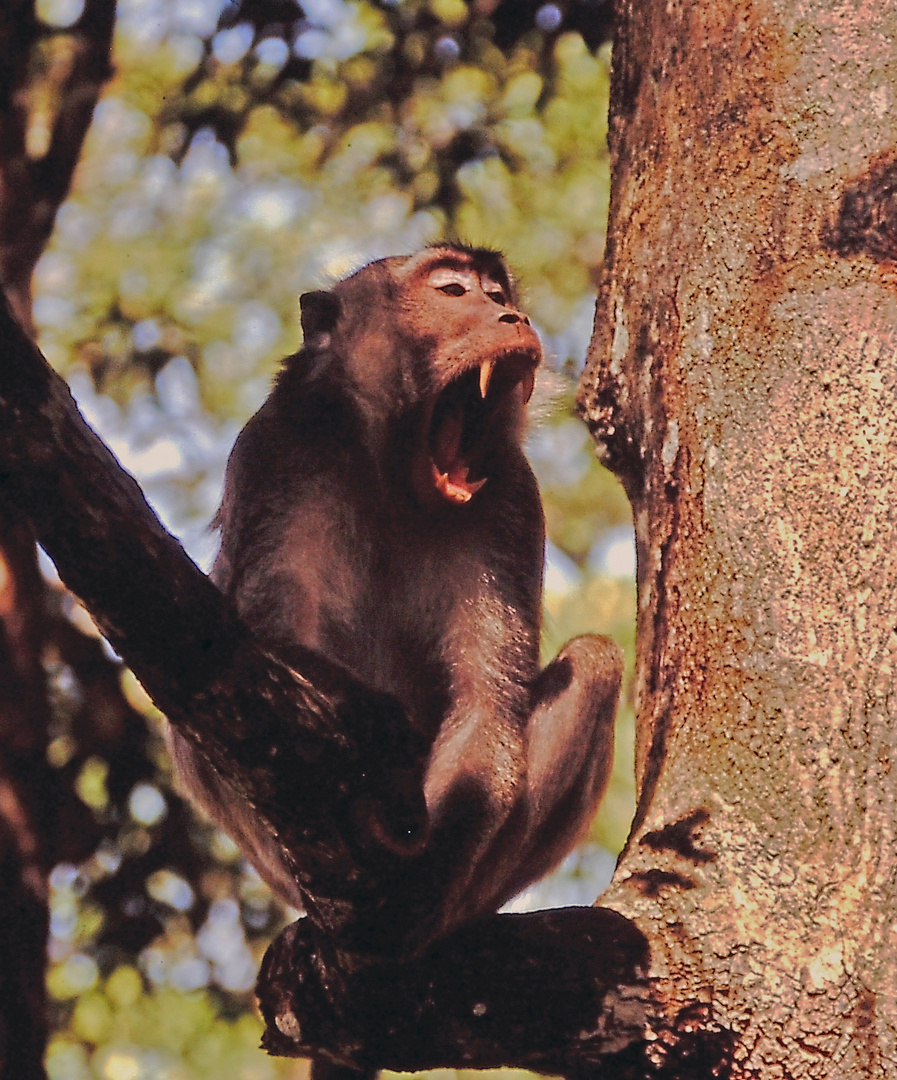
[
  {"xmin": 403, "ymin": 693, "xmax": 528, "ymax": 950},
  {"xmin": 473, "ymin": 634, "xmax": 623, "ymax": 913}
]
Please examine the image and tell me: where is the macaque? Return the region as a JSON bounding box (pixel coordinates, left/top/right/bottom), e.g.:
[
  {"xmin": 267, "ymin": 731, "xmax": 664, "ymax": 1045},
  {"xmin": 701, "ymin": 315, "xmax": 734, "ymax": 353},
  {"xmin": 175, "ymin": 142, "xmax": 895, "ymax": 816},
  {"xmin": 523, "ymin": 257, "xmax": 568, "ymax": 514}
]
[{"xmin": 170, "ymin": 244, "xmax": 622, "ymax": 952}]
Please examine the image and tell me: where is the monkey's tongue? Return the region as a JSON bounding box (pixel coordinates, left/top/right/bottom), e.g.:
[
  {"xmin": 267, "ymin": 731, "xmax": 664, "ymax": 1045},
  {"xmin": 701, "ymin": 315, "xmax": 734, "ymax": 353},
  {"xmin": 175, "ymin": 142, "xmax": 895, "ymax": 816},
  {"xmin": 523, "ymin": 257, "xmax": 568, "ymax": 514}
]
[{"xmin": 431, "ymin": 408, "xmax": 486, "ymax": 504}]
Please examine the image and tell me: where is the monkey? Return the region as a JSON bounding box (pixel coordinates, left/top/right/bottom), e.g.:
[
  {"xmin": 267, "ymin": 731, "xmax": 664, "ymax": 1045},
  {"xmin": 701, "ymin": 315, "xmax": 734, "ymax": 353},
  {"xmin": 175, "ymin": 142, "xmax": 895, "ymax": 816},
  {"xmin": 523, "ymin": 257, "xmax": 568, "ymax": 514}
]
[{"xmin": 169, "ymin": 244, "xmax": 622, "ymax": 954}]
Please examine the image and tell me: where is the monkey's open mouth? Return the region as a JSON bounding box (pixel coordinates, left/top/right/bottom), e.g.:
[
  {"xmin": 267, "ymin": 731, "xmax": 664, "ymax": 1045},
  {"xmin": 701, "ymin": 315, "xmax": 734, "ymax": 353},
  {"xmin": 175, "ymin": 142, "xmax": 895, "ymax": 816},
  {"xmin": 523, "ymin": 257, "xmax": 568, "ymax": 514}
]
[{"xmin": 425, "ymin": 354, "xmax": 537, "ymax": 505}]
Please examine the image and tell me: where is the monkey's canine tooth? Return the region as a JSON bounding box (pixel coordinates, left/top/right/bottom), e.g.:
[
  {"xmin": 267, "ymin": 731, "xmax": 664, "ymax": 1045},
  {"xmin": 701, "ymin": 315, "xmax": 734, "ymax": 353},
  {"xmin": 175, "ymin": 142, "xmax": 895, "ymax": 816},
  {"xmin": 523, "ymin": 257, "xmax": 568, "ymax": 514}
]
[
  {"xmin": 479, "ymin": 360, "xmax": 495, "ymax": 399},
  {"xmin": 521, "ymin": 369, "xmax": 536, "ymax": 404}
]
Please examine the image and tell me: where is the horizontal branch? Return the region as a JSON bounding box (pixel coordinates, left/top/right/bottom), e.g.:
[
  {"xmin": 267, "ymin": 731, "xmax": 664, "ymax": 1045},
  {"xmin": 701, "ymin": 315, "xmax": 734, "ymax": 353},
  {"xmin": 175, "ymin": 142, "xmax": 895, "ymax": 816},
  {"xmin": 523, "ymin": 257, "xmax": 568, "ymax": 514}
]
[
  {"xmin": 258, "ymin": 907, "xmax": 660, "ymax": 1076},
  {"xmin": 0, "ymin": 290, "xmax": 428, "ymax": 942}
]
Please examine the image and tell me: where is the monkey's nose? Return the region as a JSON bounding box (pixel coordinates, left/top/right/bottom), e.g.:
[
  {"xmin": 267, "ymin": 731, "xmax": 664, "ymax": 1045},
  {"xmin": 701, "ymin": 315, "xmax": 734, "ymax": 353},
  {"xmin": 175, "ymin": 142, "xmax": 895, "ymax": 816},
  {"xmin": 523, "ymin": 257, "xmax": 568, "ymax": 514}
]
[{"xmin": 498, "ymin": 311, "xmax": 531, "ymax": 326}]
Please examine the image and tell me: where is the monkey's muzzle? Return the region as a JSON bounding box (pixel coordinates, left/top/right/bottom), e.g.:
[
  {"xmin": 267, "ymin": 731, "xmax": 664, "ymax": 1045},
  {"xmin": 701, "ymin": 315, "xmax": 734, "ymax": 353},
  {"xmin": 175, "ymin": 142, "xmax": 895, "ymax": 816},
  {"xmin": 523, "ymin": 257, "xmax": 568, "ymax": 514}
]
[{"xmin": 425, "ymin": 351, "xmax": 538, "ymax": 505}]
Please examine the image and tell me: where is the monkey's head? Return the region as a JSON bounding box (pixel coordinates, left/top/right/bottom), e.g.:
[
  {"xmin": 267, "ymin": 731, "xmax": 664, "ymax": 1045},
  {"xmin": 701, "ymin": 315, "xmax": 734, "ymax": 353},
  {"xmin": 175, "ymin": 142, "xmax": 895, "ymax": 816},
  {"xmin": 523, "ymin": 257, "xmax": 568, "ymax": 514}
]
[{"xmin": 298, "ymin": 245, "xmax": 542, "ymax": 509}]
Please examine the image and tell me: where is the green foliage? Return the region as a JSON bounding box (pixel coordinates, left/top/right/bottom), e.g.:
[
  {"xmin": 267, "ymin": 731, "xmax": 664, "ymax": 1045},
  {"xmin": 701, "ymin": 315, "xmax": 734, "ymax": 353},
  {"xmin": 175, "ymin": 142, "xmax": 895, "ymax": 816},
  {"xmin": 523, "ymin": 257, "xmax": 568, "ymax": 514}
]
[
  {"xmin": 37, "ymin": 20, "xmax": 613, "ymax": 408},
  {"xmin": 47, "ymin": 967, "xmax": 302, "ymax": 1078}
]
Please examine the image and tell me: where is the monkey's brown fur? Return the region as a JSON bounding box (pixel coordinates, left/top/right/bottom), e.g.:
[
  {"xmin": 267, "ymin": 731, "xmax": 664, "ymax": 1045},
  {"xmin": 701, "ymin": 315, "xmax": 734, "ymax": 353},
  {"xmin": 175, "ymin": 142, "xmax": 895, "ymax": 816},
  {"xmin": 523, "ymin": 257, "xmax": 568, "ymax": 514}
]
[{"xmin": 170, "ymin": 245, "xmax": 622, "ymax": 952}]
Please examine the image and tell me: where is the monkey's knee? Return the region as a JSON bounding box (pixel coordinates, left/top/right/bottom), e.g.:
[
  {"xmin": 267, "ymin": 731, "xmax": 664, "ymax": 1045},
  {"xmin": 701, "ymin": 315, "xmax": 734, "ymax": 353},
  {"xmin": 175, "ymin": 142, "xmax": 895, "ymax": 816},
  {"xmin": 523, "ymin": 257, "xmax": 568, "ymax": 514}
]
[{"xmin": 532, "ymin": 633, "xmax": 623, "ymax": 728}]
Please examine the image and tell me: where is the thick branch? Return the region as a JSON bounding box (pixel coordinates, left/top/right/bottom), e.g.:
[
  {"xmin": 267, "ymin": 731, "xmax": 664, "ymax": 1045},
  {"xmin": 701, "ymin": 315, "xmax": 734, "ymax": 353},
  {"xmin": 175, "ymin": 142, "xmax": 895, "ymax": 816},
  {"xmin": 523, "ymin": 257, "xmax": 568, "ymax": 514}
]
[{"xmin": 256, "ymin": 908, "xmax": 675, "ymax": 1079}]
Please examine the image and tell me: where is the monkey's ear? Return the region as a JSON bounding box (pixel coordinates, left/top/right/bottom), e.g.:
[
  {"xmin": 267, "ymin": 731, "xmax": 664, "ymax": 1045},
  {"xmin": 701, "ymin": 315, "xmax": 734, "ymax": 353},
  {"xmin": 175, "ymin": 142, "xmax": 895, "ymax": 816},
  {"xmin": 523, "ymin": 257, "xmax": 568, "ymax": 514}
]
[{"xmin": 300, "ymin": 289, "xmax": 341, "ymax": 348}]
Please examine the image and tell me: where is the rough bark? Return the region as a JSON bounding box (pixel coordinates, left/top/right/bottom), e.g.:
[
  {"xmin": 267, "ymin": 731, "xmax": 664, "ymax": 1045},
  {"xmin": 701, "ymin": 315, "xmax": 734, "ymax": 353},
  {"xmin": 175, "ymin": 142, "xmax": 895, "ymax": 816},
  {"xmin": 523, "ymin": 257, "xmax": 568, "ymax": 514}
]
[{"xmin": 578, "ymin": 0, "xmax": 897, "ymax": 1073}]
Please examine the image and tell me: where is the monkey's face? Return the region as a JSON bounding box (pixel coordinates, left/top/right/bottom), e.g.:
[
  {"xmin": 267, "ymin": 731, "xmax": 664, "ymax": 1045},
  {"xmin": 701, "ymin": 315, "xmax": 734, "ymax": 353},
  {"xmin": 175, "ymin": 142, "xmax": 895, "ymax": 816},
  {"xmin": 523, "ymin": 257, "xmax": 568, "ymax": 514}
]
[
  {"xmin": 396, "ymin": 247, "xmax": 542, "ymax": 508},
  {"xmin": 299, "ymin": 246, "xmax": 542, "ymax": 509}
]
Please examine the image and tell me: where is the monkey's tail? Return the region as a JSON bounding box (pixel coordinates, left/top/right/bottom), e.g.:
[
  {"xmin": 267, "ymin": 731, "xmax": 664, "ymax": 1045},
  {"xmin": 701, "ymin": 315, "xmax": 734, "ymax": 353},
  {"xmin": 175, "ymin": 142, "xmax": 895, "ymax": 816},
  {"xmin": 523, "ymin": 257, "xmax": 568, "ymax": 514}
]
[{"xmin": 310, "ymin": 1056, "xmax": 377, "ymax": 1080}]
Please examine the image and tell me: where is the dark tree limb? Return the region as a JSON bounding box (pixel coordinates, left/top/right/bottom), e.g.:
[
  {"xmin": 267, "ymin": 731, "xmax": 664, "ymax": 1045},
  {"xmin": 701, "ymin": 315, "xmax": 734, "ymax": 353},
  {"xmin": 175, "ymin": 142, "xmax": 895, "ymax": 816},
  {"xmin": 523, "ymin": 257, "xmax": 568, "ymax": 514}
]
[
  {"xmin": 0, "ymin": 0, "xmax": 118, "ymax": 328},
  {"xmin": 258, "ymin": 908, "xmax": 656, "ymax": 1078},
  {"xmin": 0, "ymin": 518, "xmax": 55, "ymax": 1079},
  {"xmin": 35, "ymin": 0, "xmax": 117, "ymax": 205}
]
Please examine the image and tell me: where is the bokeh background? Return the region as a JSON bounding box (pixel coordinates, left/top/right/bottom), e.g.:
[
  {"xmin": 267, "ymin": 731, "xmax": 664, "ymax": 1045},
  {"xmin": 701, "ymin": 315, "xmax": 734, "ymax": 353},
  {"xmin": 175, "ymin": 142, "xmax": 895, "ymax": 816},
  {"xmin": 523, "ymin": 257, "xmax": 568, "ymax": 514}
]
[{"xmin": 28, "ymin": 1, "xmax": 636, "ymax": 1077}]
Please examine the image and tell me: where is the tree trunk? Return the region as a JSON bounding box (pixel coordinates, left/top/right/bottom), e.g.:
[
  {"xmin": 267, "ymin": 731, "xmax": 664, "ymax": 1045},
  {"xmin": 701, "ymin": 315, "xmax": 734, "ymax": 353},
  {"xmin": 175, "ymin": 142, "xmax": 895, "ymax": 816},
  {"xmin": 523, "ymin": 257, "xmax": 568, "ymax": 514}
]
[
  {"xmin": 0, "ymin": 7, "xmax": 121, "ymax": 1074},
  {"xmin": 578, "ymin": 0, "xmax": 897, "ymax": 1072}
]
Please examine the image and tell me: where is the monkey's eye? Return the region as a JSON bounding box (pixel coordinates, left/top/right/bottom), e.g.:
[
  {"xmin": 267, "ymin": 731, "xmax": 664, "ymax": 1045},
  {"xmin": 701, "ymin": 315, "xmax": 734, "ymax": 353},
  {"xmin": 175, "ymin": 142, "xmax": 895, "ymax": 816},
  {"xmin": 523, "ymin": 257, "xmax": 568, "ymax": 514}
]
[
  {"xmin": 429, "ymin": 267, "xmax": 477, "ymax": 295},
  {"xmin": 480, "ymin": 273, "xmax": 508, "ymax": 306}
]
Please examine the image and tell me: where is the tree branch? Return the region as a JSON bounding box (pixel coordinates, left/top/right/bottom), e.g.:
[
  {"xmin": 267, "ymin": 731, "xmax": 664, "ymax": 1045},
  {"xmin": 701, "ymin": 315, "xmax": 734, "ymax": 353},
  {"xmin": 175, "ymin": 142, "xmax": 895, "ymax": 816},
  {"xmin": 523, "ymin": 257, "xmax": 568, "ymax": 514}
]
[
  {"xmin": 36, "ymin": 0, "xmax": 116, "ymax": 208},
  {"xmin": 257, "ymin": 908, "xmax": 662, "ymax": 1077},
  {"xmin": 0, "ymin": 0, "xmax": 117, "ymax": 327}
]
